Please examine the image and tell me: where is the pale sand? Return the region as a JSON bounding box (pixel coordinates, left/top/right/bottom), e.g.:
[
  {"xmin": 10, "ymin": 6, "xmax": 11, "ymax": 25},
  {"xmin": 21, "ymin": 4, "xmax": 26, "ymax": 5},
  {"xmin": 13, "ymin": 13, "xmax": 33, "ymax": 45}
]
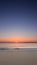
[{"xmin": 0, "ymin": 50, "xmax": 37, "ymax": 65}]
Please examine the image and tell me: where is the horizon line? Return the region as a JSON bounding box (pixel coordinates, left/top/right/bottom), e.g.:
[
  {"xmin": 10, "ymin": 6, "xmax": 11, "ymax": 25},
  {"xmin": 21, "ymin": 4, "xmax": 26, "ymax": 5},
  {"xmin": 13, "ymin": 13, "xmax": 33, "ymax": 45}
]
[{"xmin": 0, "ymin": 42, "xmax": 37, "ymax": 43}]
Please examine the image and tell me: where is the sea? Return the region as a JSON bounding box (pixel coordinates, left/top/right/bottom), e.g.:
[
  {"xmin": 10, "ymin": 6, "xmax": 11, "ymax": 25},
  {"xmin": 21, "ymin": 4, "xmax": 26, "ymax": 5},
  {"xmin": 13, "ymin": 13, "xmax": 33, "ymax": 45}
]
[{"xmin": 0, "ymin": 43, "xmax": 37, "ymax": 50}]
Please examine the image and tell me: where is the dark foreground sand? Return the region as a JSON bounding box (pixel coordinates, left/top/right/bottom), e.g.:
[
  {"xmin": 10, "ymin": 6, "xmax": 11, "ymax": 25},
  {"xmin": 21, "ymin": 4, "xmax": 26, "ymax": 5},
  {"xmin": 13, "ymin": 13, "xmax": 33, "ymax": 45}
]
[{"xmin": 0, "ymin": 50, "xmax": 37, "ymax": 65}]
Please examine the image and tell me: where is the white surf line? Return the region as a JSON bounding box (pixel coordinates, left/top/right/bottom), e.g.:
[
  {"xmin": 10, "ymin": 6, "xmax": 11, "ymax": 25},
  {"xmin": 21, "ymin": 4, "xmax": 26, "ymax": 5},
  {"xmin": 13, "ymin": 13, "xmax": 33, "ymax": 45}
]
[
  {"xmin": 0, "ymin": 47, "xmax": 37, "ymax": 50},
  {"xmin": 0, "ymin": 47, "xmax": 37, "ymax": 49},
  {"xmin": 8, "ymin": 47, "xmax": 37, "ymax": 48}
]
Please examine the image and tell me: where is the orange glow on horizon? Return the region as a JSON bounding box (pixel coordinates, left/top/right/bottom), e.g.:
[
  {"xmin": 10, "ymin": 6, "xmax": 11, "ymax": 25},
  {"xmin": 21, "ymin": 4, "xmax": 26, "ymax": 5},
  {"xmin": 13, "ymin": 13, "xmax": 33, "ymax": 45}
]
[{"xmin": 0, "ymin": 37, "xmax": 37, "ymax": 42}]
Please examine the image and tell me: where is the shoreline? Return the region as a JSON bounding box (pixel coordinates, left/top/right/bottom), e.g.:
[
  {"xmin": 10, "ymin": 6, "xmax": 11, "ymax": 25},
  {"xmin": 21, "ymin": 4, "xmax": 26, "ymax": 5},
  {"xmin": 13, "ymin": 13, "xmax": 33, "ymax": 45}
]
[{"xmin": 0, "ymin": 47, "xmax": 37, "ymax": 50}]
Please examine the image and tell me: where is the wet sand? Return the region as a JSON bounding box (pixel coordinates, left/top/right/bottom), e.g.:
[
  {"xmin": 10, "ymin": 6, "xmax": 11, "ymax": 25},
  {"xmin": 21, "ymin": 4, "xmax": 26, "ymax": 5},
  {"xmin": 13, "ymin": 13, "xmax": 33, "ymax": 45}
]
[{"xmin": 0, "ymin": 50, "xmax": 37, "ymax": 65}]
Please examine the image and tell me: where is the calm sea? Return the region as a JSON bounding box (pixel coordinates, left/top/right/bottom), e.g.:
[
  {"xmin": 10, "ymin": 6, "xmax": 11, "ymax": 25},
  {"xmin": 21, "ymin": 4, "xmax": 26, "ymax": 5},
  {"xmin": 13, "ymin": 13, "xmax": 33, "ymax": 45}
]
[{"xmin": 0, "ymin": 43, "xmax": 37, "ymax": 48}]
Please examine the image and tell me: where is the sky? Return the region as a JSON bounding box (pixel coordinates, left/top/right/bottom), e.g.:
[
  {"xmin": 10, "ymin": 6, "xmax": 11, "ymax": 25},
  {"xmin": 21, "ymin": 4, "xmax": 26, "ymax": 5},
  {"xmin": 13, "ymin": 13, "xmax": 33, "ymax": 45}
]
[{"xmin": 0, "ymin": 0, "xmax": 37, "ymax": 42}]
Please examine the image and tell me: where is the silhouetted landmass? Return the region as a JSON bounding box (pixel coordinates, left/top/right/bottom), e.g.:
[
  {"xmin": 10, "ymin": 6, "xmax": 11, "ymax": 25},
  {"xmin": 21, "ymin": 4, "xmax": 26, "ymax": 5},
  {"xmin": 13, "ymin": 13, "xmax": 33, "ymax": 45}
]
[{"xmin": 0, "ymin": 42, "xmax": 37, "ymax": 43}]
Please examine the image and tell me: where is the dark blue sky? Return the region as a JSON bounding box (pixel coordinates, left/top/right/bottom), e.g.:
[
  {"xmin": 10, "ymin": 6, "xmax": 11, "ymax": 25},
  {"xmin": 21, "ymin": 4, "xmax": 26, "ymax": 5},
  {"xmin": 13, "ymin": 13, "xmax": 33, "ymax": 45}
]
[{"xmin": 0, "ymin": 0, "xmax": 37, "ymax": 42}]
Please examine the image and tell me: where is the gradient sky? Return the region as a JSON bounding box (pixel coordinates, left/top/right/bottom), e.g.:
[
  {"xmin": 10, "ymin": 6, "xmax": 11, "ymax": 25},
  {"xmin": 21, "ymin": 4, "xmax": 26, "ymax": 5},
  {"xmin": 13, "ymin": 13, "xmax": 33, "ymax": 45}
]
[{"xmin": 0, "ymin": 0, "xmax": 37, "ymax": 42}]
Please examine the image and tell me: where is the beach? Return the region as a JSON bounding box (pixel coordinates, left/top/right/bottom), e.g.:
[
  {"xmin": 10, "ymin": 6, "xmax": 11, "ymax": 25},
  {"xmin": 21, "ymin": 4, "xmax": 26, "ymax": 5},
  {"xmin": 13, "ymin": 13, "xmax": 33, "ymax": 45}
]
[{"xmin": 0, "ymin": 50, "xmax": 37, "ymax": 65}]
